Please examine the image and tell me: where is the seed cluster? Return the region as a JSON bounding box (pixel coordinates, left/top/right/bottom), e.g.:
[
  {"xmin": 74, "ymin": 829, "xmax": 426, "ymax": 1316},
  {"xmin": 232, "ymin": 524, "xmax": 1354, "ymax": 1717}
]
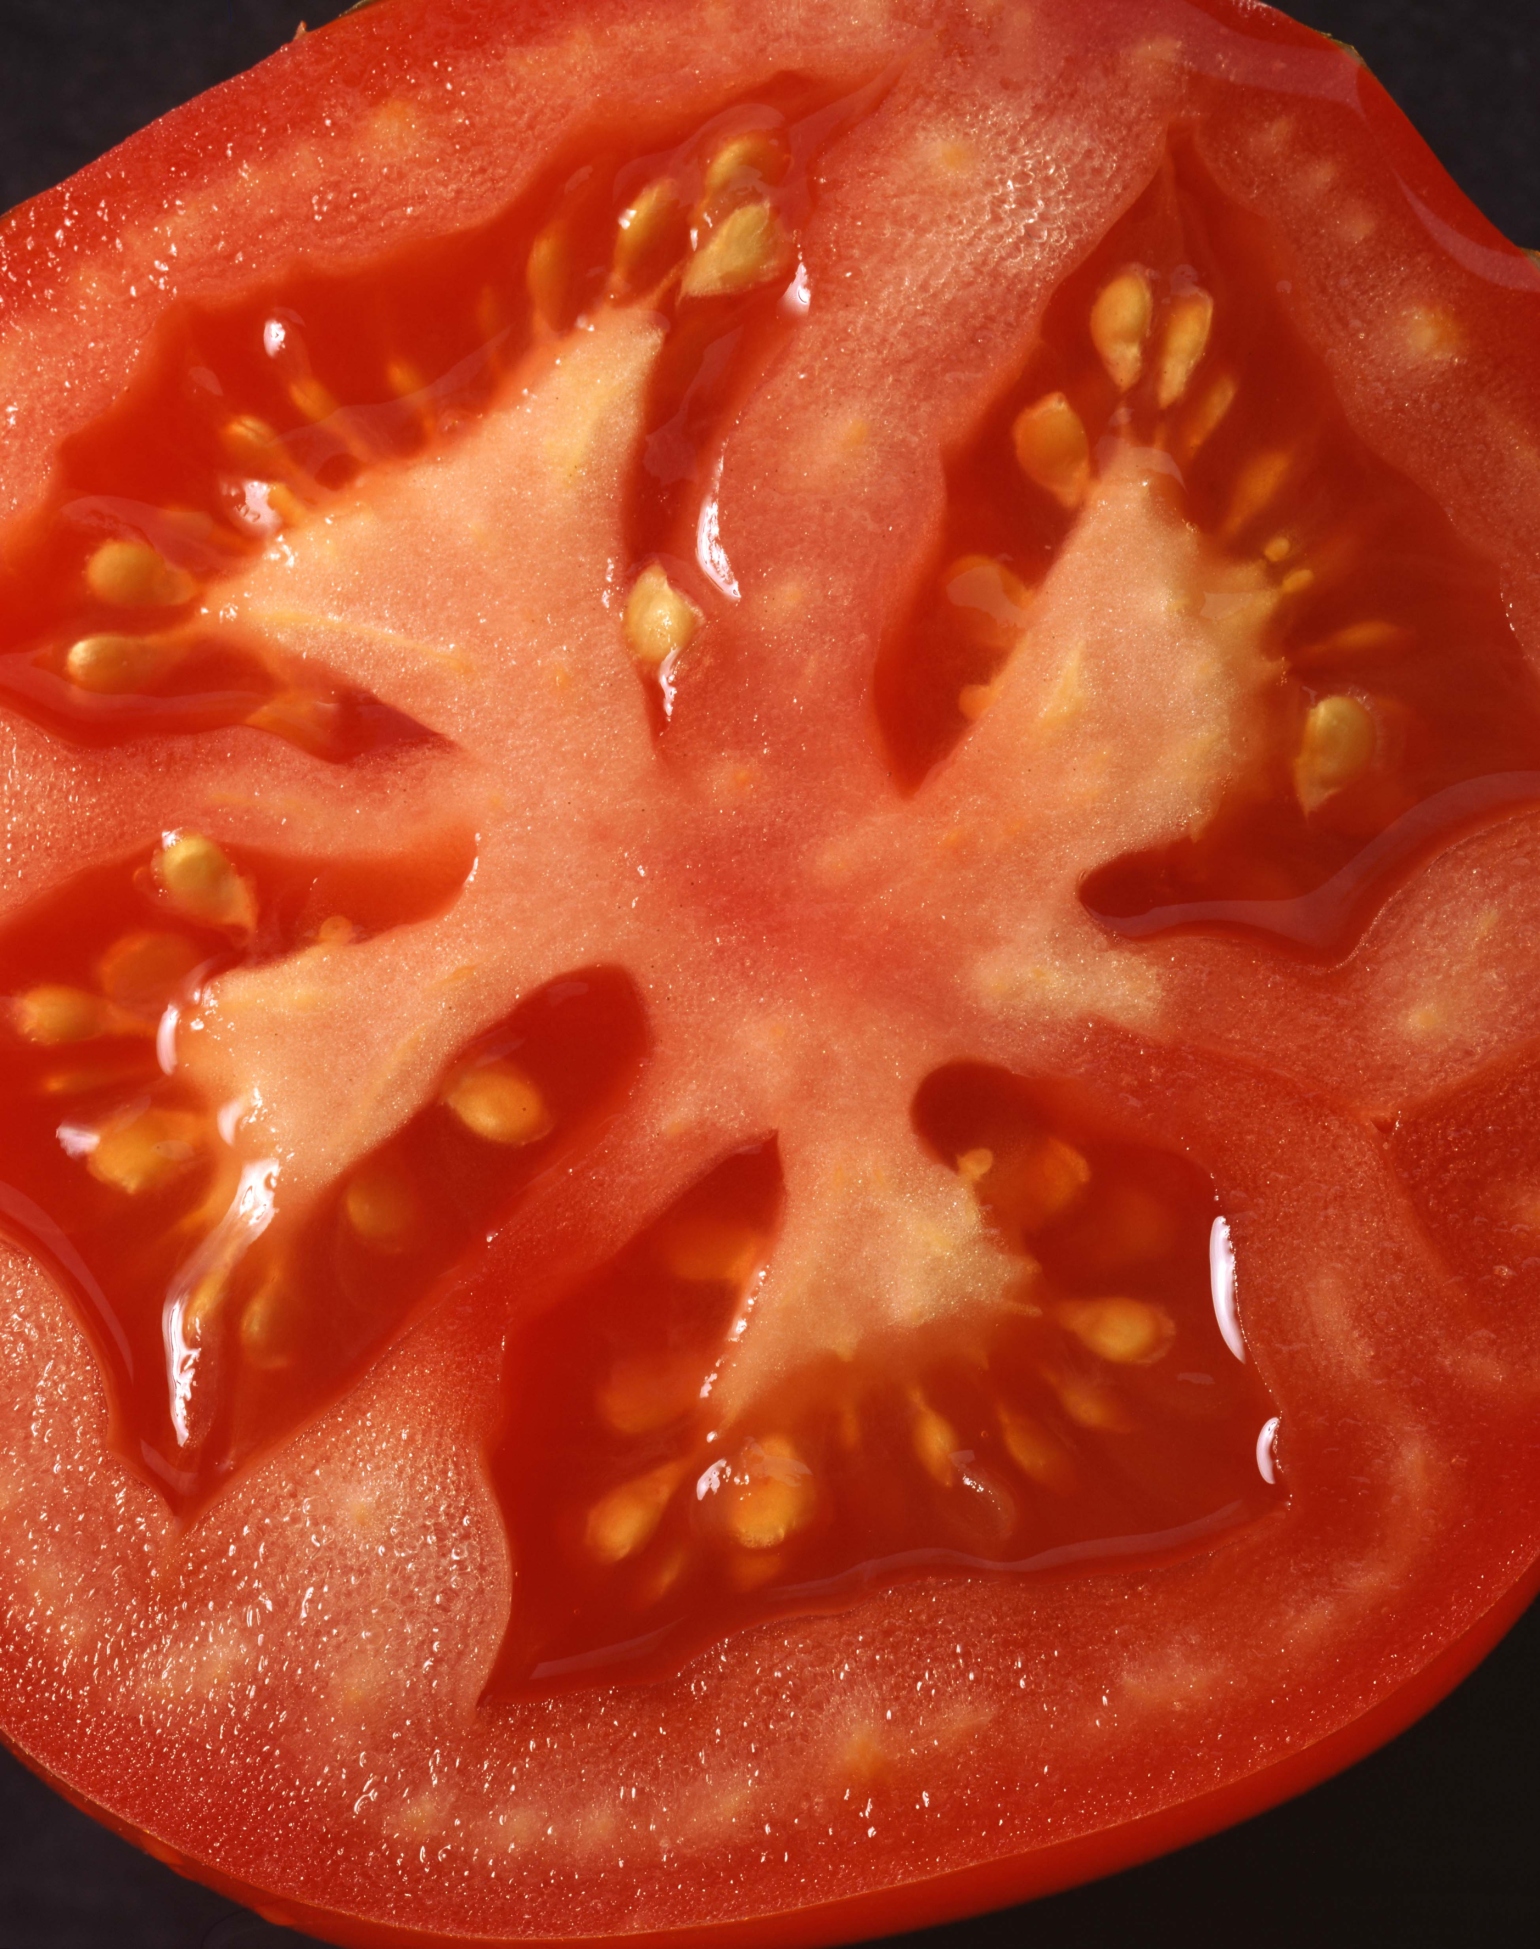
[
  {"xmin": 0, "ymin": 830, "xmax": 648, "ymax": 1490},
  {"xmin": 493, "ymin": 1088, "xmax": 1272, "ymax": 1691},
  {"xmin": 878, "ymin": 144, "xmax": 1540, "ymax": 951}
]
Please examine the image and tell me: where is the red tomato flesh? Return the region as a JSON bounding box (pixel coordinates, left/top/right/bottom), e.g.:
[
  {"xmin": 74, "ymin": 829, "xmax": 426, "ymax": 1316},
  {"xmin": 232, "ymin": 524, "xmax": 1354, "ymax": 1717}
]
[{"xmin": 1, "ymin": 2, "xmax": 1540, "ymax": 1945}]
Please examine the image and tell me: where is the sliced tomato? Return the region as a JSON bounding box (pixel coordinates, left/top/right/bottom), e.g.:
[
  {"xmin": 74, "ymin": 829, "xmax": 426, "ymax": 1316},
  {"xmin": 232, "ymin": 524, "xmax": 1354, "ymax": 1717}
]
[{"xmin": 2, "ymin": 3, "xmax": 1540, "ymax": 1945}]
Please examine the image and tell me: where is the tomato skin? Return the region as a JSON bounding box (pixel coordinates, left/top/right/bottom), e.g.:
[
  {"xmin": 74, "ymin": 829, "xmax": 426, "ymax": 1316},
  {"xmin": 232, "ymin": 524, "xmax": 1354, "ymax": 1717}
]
[
  {"xmin": 9, "ymin": 1558, "xmax": 1540, "ymax": 1948},
  {"xmin": 3, "ymin": 1, "xmax": 1540, "ymax": 1944}
]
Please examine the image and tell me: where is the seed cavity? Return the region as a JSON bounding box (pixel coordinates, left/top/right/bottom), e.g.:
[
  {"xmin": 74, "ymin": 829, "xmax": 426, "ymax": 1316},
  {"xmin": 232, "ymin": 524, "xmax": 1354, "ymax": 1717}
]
[
  {"xmin": 442, "ymin": 1059, "xmax": 552, "ymax": 1145},
  {"xmin": 1089, "ymin": 269, "xmax": 1153, "ymax": 392},
  {"xmin": 1011, "ymin": 392, "xmax": 1090, "ymax": 510},
  {"xmin": 152, "ymin": 833, "xmax": 258, "ymax": 934},
  {"xmin": 85, "ymin": 540, "xmax": 195, "ymax": 610}
]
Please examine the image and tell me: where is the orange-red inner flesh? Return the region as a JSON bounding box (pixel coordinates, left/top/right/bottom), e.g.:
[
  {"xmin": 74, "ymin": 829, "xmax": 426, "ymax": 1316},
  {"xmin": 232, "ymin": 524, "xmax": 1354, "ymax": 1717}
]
[
  {"xmin": 489, "ymin": 1074, "xmax": 1275, "ymax": 1695},
  {"xmin": 876, "ymin": 141, "xmax": 1540, "ymax": 955}
]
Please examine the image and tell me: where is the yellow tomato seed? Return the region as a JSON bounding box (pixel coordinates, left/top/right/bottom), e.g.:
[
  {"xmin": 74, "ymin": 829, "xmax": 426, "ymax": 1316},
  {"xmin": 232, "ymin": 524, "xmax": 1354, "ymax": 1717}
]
[
  {"xmin": 624, "ymin": 564, "xmax": 702, "ymax": 667},
  {"xmin": 1155, "ymin": 286, "xmax": 1215, "ymax": 408},
  {"xmin": 721, "ymin": 1437, "xmax": 816, "ymax": 1550},
  {"xmin": 681, "ymin": 202, "xmax": 792, "ymax": 300},
  {"xmin": 1011, "ymin": 392, "xmax": 1090, "ymax": 509},
  {"xmin": 1295, "ymin": 694, "xmax": 1377, "ymax": 810},
  {"xmin": 12, "ymin": 985, "xmax": 108, "ymax": 1045},
  {"xmin": 87, "ymin": 1107, "xmax": 203, "ymax": 1195},
  {"xmin": 1089, "ymin": 269, "xmax": 1153, "ymax": 392},
  {"xmin": 1055, "ymin": 1296, "xmax": 1176, "ymax": 1365},
  {"xmin": 65, "ymin": 632, "xmax": 181, "ymax": 695},
  {"xmin": 86, "ymin": 540, "xmax": 194, "ymax": 610},
  {"xmin": 442, "ymin": 1061, "xmax": 552, "ymax": 1145},
  {"xmin": 152, "ymin": 833, "xmax": 258, "ymax": 933},
  {"xmin": 585, "ymin": 1463, "xmax": 683, "ymax": 1564}
]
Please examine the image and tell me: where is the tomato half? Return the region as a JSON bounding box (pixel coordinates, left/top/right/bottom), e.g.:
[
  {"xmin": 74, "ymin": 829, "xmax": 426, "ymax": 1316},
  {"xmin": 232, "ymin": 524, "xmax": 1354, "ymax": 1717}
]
[{"xmin": 2, "ymin": 2, "xmax": 1539, "ymax": 1944}]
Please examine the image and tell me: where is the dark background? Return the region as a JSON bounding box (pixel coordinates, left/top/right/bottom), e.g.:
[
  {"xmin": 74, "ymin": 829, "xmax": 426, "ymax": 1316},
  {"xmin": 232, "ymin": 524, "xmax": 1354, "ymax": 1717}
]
[{"xmin": 0, "ymin": 1, "xmax": 1537, "ymax": 1945}]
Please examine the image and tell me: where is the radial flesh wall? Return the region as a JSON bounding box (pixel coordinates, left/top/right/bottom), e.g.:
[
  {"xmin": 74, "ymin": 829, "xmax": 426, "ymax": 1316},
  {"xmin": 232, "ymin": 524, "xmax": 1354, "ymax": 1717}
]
[{"xmin": 1, "ymin": 2, "xmax": 1540, "ymax": 1946}]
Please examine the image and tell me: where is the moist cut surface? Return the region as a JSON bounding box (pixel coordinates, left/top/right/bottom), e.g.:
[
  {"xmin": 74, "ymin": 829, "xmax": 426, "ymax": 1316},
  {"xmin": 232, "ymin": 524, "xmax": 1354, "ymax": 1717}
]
[{"xmin": 1, "ymin": 2, "xmax": 1540, "ymax": 1944}]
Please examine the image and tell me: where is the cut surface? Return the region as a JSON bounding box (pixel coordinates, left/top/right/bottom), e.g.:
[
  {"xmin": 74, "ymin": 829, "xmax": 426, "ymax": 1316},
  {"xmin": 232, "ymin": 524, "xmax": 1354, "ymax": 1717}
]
[{"xmin": 1, "ymin": 1, "xmax": 1540, "ymax": 1944}]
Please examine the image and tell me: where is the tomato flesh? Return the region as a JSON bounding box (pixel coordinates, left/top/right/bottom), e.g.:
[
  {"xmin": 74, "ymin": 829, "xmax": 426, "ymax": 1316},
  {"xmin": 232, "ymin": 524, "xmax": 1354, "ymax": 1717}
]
[{"xmin": 1, "ymin": 3, "xmax": 1539, "ymax": 1946}]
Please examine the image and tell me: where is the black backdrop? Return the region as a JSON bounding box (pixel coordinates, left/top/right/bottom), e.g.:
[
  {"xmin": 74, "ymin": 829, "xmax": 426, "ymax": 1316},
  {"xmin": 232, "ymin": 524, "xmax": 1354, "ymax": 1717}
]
[{"xmin": 0, "ymin": 2, "xmax": 1537, "ymax": 1945}]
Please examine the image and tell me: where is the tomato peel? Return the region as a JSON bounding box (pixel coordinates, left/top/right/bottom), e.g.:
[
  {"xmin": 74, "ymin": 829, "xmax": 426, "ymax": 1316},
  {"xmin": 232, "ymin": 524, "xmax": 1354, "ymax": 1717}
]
[{"xmin": 2, "ymin": 3, "xmax": 1540, "ymax": 1945}]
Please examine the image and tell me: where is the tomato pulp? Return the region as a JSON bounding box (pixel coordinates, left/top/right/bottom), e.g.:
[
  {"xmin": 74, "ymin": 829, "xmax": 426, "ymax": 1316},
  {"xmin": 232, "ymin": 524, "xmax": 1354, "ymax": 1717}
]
[{"xmin": 2, "ymin": 1, "xmax": 1540, "ymax": 1944}]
